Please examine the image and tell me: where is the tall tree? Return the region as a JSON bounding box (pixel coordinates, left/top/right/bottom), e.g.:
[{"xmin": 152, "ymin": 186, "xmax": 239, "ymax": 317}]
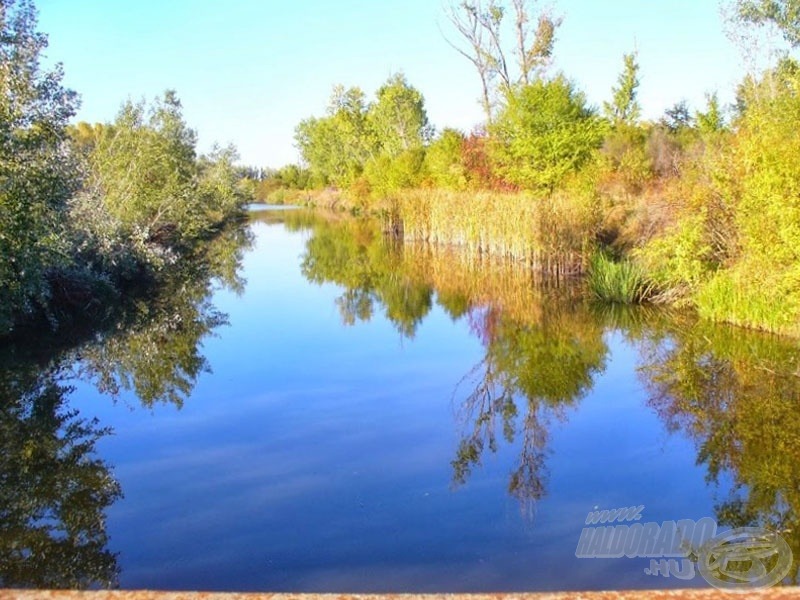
[
  {"xmin": 295, "ymin": 85, "xmax": 375, "ymax": 187},
  {"xmin": 444, "ymin": 1, "xmax": 496, "ymax": 122},
  {"xmin": 89, "ymin": 91, "xmax": 200, "ymax": 239},
  {"xmin": 444, "ymin": 0, "xmax": 561, "ymax": 122},
  {"xmin": 512, "ymin": 0, "xmax": 560, "ymax": 85},
  {"xmin": 604, "ymin": 52, "xmax": 642, "ymax": 125},
  {"xmin": 368, "ymin": 73, "xmax": 432, "ymax": 157},
  {"xmin": 0, "ymin": 0, "xmax": 80, "ymax": 332}
]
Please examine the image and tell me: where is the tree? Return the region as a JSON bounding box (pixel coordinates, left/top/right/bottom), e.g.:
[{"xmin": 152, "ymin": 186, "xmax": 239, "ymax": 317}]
[
  {"xmin": 512, "ymin": 0, "xmax": 560, "ymax": 85},
  {"xmin": 696, "ymin": 92, "xmax": 726, "ymax": 134},
  {"xmin": 736, "ymin": 0, "xmax": 800, "ymax": 46},
  {"xmin": 660, "ymin": 99, "xmax": 693, "ymax": 132},
  {"xmin": 0, "ymin": 0, "xmax": 80, "ymax": 333},
  {"xmin": 444, "ymin": 1, "xmax": 496, "ymax": 122},
  {"xmin": 295, "ymin": 85, "xmax": 375, "ymax": 187},
  {"xmin": 604, "ymin": 52, "xmax": 641, "ymax": 125},
  {"xmin": 444, "ymin": 0, "xmax": 561, "ymax": 122},
  {"xmin": 88, "ymin": 91, "xmax": 198, "ymax": 239},
  {"xmin": 87, "ymin": 91, "xmax": 243, "ymax": 243},
  {"xmin": 489, "ymin": 76, "xmax": 605, "ymax": 192},
  {"xmin": 368, "ymin": 73, "xmax": 432, "ymax": 157}
]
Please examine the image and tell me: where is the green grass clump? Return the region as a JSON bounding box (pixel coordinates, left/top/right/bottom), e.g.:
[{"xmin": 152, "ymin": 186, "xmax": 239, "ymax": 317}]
[{"xmin": 587, "ymin": 252, "xmax": 656, "ymax": 304}]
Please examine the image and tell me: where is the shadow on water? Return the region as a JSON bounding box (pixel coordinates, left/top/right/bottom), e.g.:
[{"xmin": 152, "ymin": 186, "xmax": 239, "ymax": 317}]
[
  {"xmin": 294, "ymin": 212, "xmax": 800, "ymax": 580},
  {"xmin": 0, "ymin": 224, "xmax": 252, "ymax": 588}
]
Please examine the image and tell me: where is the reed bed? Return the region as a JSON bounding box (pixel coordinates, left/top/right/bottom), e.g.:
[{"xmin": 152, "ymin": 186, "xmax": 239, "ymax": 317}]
[{"xmin": 397, "ymin": 189, "xmax": 600, "ymax": 278}]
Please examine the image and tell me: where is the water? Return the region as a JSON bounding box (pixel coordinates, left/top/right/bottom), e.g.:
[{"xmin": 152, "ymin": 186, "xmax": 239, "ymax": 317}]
[{"xmin": 1, "ymin": 209, "xmax": 798, "ymax": 591}]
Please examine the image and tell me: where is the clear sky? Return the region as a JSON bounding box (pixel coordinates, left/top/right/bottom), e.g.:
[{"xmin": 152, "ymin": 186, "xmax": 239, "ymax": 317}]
[{"xmin": 38, "ymin": 1, "xmax": 747, "ymax": 169}]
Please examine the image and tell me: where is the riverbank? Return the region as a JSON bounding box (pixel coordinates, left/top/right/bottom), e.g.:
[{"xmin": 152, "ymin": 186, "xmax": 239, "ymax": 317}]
[{"xmin": 296, "ymin": 185, "xmax": 800, "ymax": 338}]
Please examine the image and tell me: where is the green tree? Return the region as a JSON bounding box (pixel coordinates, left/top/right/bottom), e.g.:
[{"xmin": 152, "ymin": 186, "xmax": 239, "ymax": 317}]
[
  {"xmin": 489, "ymin": 76, "xmax": 605, "ymax": 192},
  {"xmin": 89, "ymin": 91, "xmax": 198, "ymax": 239},
  {"xmin": 604, "ymin": 52, "xmax": 641, "ymax": 125},
  {"xmin": 295, "ymin": 85, "xmax": 375, "ymax": 187},
  {"xmin": 87, "ymin": 91, "xmax": 243, "ymax": 243},
  {"xmin": 696, "ymin": 92, "xmax": 726, "ymax": 135},
  {"xmin": 368, "ymin": 73, "xmax": 432, "ymax": 156},
  {"xmin": 0, "ymin": 0, "xmax": 80, "ymax": 333}
]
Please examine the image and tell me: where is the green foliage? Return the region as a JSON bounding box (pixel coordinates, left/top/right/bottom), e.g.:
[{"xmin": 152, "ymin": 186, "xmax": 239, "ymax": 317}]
[
  {"xmin": 368, "ymin": 73, "xmax": 432, "ymax": 156},
  {"xmin": 295, "ymin": 85, "xmax": 375, "ymax": 187},
  {"xmin": 363, "ymin": 148, "xmax": 427, "ymax": 197},
  {"xmin": 66, "ymin": 121, "xmax": 109, "ymax": 156},
  {"xmin": 604, "ymin": 52, "xmax": 641, "ymax": 125},
  {"xmin": 695, "ymin": 265, "xmax": 800, "ymax": 334},
  {"xmin": 696, "ymin": 92, "xmax": 726, "ymax": 135},
  {"xmin": 489, "ymin": 76, "xmax": 606, "ymax": 192},
  {"xmin": 636, "ymin": 62, "xmax": 800, "ymax": 334},
  {"xmin": 638, "ymin": 214, "xmax": 716, "ymax": 295},
  {"xmin": 196, "ymin": 144, "xmax": 248, "ymax": 223},
  {"xmin": 0, "ymin": 0, "xmax": 80, "ymax": 332},
  {"xmin": 88, "ymin": 91, "xmax": 244, "ymax": 243},
  {"xmin": 296, "ymin": 75, "xmax": 431, "ymax": 193},
  {"xmin": 274, "ymin": 164, "xmax": 311, "ymax": 189},
  {"xmin": 423, "ymin": 128, "xmax": 468, "ymax": 190},
  {"xmin": 587, "ymin": 252, "xmax": 656, "ymax": 303},
  {"xmin": 89, "ymin": 91, "xmax": 197, "ymax": 239}
]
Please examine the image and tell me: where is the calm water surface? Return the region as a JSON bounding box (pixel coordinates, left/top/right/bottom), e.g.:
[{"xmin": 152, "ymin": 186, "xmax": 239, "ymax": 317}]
[{"xmin": 2, "ymin": 209, "xmax": 798, "ymax": 591}]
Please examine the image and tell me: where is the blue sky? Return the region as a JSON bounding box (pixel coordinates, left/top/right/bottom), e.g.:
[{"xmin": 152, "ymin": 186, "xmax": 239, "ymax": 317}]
[{"xmin": 38, "ymin": 1, "xmax": 746, "ymax": 169}]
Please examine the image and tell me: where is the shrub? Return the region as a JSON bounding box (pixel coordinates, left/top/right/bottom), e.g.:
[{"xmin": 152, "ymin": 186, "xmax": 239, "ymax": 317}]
[
  {"xmin": 489, "ymin": 76, "xmax": 606, "ymax": 193},
  {"xmin": 587, "ymin": 252, "xmax": 656, "ymax": 303}
]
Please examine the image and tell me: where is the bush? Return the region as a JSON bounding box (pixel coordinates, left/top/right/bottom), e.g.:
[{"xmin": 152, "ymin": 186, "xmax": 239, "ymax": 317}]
[
  {"xmin": 489, "ymin": 76, "xmax": 606, "ymax": 193},
  {"xmin": 424, "ymin": 128, "xmax": 467, "ymax": 190},
  {"xmin": 587, "ymin": 252, "xmax": 656, "ymax": 304},
  {"xmin": 695, "ymin": 265, "xmax": 800, "ymax": 336}
]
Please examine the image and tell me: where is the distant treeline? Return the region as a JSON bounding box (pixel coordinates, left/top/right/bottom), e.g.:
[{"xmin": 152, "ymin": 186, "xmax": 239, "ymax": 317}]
[
  {"xmin": 0, "ymin": 2, "xmax": 250, "ymax": 337},
  {"xmin": 262, "ymin": 0, "xmax": 800, "ymax": 336}
]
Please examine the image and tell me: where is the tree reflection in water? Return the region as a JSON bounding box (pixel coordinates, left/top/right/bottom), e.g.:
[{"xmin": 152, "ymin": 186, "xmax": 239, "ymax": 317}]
[
  {"xmin": 295, "ymin": 212, "xmax": 609, "ymax": 514},
  {"xmin": 633, "ymin": 314, "xmax": 800, "ymax": 583},
  {"xmin": 297, "ymin": 211, "xmax": 800, "ymax": 560},
  {"xmin": 0, "ymin": 364, "xmax": 121, "ymax": 588},
  {"xmin": 0, "ymin": 223, "xmax": 252, "ymax": 588}
]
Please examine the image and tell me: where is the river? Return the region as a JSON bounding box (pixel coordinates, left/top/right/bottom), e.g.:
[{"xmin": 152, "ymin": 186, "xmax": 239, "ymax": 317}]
[{"xmin": 1, "ymin": 208, "xmax": 797, "ymax": 591}]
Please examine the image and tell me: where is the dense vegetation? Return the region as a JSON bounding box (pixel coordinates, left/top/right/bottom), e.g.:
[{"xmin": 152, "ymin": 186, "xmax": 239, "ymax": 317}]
[
  {"xmin": 273, "ymin": 0, "xmax": 800, "ymax": 336},
  {"xmin": 0, "ymin": 0, "xmax": 248, "ymax": 337}
]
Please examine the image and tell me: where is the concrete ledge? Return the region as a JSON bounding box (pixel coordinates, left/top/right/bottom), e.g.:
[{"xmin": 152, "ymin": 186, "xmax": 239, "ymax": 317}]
[{"xmin": 3, "ymin": 591, "xmax": 800, "ymax": 600}]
